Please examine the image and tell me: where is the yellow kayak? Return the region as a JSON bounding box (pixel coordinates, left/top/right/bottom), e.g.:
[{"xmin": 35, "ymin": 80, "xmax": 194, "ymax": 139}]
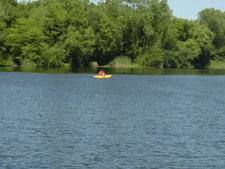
[{"xmin": 93, "ymin": 75, "xmax": 112, "ymax": 78}]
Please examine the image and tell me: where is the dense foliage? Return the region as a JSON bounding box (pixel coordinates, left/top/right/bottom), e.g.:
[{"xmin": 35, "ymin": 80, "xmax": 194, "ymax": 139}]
[{"xmin": 0, "ymin": 0, "xmax": 224, "ymax": 68}]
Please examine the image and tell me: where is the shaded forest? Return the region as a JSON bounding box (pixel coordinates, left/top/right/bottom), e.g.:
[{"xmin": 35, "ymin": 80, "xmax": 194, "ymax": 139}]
[{"xmin": 0, "ymin": 0, "xmax": 225, "ymax": 68}]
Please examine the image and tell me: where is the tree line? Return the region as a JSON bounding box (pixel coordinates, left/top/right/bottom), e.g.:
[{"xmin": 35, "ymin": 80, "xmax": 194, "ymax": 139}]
[{"xmin": 0, "ymin": 0, "xmax": 225, "ymax": 68}]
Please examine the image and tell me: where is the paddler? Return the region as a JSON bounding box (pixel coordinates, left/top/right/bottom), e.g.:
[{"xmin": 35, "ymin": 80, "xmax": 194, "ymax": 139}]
[{"xmin": 99, "ymin": 70, "xmax": 103, "ymax": 75}]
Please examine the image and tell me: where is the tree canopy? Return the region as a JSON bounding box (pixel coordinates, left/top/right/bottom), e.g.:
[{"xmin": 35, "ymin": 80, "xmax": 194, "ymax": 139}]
[
  {"xmin": 198, "ymin": 8, "xmax": 225, "ymax": 61},
  {"xmin": 0, "ymin": 0, "xmax": 223, "ymax": 68}
]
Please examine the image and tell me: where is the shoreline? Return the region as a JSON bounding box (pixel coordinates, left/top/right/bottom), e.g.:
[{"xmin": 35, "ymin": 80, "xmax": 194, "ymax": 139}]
[{"xmin": 1, "ymin": 60, "xmax": 225, "ymax": 69}]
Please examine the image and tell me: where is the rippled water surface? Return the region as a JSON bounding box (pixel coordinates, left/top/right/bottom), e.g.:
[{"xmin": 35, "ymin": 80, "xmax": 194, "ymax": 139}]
[{"xmin": 1, "ymin": 71, "xmax": 225, "ymax": 168}]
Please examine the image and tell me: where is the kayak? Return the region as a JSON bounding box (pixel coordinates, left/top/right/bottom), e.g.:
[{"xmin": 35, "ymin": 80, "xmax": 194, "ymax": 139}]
[
  {"xmin": 93, "ymin": 75, "xmax": 111, "ymax": 78},
  {"xmin": 93, "ymin": 75, "xmax": 112, "ymax": 78}
]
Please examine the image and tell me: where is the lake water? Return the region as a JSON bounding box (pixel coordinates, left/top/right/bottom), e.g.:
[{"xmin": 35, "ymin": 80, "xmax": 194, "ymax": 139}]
[{"xmin": 1, "ymin": 67, "xmax": 225, "ymax": 168}]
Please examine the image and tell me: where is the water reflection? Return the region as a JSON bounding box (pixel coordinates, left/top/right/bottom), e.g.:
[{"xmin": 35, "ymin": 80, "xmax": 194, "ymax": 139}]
[{"xmin": 1, "ymin": 66, "xmax": 225, "ymax": 75}]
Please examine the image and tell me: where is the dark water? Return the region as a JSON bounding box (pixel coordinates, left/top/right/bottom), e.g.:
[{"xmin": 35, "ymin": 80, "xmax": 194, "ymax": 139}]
[
  {"xmin": 2, "ymin": 66, "xmax": 225, "ymax": 75},
  {"xmin": 1, "ymin": 69, "xmax": 225, "ymax": 168}
]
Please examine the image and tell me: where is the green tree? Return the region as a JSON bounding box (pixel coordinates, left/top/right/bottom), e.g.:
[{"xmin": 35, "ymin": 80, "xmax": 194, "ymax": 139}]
[
  {"xmin": 133, "ymin": 0, "xmax": 172, "ymax": 66},
  {"xmin": 0, "ymin": 5, "xmax": 7, "ymax": 65},
  {"xmin": 164, "ymin": 19, "xmax": 214, "ymax": 68},
  {"xmin": 85, "ymin": 6, "xmax": 122, "ymax": 65},
  {"xmin": 0, "ymin": 0, "xmax": 20, "ymax": 65},
  {"xmin": 5, "ymin": 17, "xmax": 44, "ymax": 65},
  {"xmin": 55, "ymin": 0, "xmax": 99, "ymax": 66},
  {"xmin": 5, "ymin": 1, "xmax": 69, "ymax": 66},
  {"xmin": 0, "ymin": 0, "xmax": 19, "ymax": 27},
  {"xmin": 190, "ymin": 21, "xmax": 214, "ymax": 68},
  {"xmin": 65, "ymin": 26, "xmax": 95, "ymax": 67},
  {"xmin": 198, "ymin": 8, "xmax": 225, "ymax": 60}
]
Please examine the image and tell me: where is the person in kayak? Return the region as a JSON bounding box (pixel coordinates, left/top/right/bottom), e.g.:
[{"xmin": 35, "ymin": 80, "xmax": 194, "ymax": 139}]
[
  {"xmin": 99, "ymin": 70, "xmax": 105, "ymax": 75},
  {"xmin": 99, "ymin": 70, "xmax": 103, "ymax": 75}
]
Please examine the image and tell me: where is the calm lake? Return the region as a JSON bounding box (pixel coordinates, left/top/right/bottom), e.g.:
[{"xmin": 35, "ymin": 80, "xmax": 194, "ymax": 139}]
[{"xmin": 1, "ymin": 67, "xmax": 225, "ymax": 168}]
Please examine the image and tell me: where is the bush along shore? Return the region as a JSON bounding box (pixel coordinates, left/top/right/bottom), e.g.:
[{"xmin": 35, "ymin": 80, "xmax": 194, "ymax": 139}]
[{"xmin": 1, "ymin": 0, "xmax": 225, "ymax": 69}]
